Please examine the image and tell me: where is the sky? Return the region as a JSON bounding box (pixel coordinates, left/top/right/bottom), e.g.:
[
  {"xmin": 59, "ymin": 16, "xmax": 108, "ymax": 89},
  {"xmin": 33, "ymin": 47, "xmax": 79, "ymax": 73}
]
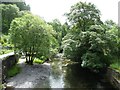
[{"xmin": 25, "ymin": 0, "xmax": 119, "ymax": 24}]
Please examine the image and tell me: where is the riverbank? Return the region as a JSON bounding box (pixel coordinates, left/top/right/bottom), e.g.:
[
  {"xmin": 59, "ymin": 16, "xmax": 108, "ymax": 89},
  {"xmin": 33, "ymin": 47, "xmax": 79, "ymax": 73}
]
[
  {"xmin": 6, "ymin": 59, "xmax": 50, "ymax": 88},
  {"xmin": 106, "ymin": 68, "xmax": 120, "ymax": 90},
  {"xmin": 5, "ymin": 57, "xmax": 119, "ymax": 89}
]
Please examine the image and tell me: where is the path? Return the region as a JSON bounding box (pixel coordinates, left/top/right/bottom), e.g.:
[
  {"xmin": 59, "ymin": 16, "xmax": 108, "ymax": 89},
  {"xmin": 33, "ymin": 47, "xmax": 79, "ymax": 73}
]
[{"xmin": 6, "ymin": 58, "xmax": 51, "ymax": 88}]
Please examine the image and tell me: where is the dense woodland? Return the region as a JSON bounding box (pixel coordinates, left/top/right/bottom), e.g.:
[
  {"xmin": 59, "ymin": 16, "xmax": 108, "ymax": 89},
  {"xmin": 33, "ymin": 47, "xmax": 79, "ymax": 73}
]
[{"xmin": 0, "ymin": 0, "xmax": 119, "ymax": 72}]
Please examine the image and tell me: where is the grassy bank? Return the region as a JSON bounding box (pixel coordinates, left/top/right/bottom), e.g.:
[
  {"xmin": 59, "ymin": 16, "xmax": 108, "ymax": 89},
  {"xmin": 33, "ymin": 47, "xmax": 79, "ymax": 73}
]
[
  {"xmin": 110, "ymin": 58, "xmax": 120, "ymax": 72},
  {"xmin": 7, "ymin": 64, "xmax": 21, "ymax": 78},
  {"xmin": 0, "ymin": 84, "xmax": 3, "ymax": 90}
]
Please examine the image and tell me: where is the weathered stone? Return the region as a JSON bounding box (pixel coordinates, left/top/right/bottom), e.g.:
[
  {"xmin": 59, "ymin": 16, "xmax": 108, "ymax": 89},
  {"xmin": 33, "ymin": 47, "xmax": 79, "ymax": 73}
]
[{"xmin": 0, "ymin": 52, "xmax": 19, "ymax": 83}]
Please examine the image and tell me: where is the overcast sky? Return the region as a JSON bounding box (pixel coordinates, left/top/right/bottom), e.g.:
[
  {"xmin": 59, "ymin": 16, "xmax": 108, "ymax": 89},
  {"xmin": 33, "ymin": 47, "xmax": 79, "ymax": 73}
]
[{"xmin": 25, "ymin": 0, "xmax": 119, "ymax": 24}]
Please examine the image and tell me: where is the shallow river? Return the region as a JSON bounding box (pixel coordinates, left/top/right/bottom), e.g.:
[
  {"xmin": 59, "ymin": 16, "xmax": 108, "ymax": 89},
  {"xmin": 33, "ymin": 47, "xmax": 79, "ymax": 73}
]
[{"xmin": 34, "ymin": 58, "xmax": 116, "ymax": 90}]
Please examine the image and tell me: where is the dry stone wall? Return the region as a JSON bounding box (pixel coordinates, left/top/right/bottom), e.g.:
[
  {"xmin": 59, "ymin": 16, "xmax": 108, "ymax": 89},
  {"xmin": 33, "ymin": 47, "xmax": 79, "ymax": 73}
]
[{"xmin": 0, "ymin": 52, "xmax": 18, "ymax": 83}]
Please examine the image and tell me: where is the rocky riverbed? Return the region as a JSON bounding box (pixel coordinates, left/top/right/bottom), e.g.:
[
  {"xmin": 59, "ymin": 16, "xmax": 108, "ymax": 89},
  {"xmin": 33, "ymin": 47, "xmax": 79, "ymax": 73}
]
[{"xmin": 6, "ymin": 59, "xmax": 51, "ymax": 88}]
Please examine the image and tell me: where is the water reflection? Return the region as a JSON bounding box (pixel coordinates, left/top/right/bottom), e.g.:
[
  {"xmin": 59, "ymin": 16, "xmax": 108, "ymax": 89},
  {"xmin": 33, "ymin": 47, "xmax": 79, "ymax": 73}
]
[
  {"xmin": 63, "ymin": 64, "xmax": 103, "ymax": 89},
  {"xmin": 34, "ymin": 58, "xmax": 116, "ymax": 90},
  {"xmin": 49, "ymin": 60, "xmax": 64, "ymax": 88}
]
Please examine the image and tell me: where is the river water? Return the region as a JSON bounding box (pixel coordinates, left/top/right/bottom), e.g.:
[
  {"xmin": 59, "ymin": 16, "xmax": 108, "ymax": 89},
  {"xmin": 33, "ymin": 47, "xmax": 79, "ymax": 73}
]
[{"xmin": 34, "ymin": 58, "xmax": 117, "ymax": 90}]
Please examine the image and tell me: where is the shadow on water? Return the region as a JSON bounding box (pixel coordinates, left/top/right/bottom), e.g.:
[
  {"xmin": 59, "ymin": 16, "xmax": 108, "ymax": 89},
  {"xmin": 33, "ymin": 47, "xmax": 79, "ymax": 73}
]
[
  {"xmin": 63, "ymin": 64, "xmax": 116, "ymax": 90},
  {"xmin": 33, "ymin": 58, "xmax": 117, "ymax": 90}
]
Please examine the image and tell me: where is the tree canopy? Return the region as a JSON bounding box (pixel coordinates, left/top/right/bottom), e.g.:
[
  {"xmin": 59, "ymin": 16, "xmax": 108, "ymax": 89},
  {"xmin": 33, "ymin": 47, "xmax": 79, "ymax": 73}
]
[
  {"xmin": 0, "ymin": 4, "xmax": 19, "ymax": 34},
  {"xmin": 65, "ymin": 1, "xmax": 103, "ymax": 31},
  {"xmin": 9, "ymin": 13, "xmax": 57, "ymax": 65},
  {"xmin": 48, "ymin": 19, "xmax": 68, "ymax": 52},
  {"xmin": 2, "ymin": 0, "xmax": 30, "ymax": 11},
  {"xmin": 62, "ymin": 2, "xmax": 118, "ymax": 71}
]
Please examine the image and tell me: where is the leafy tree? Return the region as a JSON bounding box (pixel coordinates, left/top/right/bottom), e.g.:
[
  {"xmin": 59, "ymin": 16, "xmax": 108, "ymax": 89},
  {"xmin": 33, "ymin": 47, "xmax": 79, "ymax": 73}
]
[
  {"xmin": 65, "ymin": 1, "xmax": 103, "ymax": 31},
  {"xmin": 0, "ymin": 4, "xmax": 19, "ymax": 34},
  {"xmin": 48, "ymin": 19, "xmax": 68, "ymax": 52},
  {"xmin": 18, "ymin": 10, "xmax": 31, "ymax": 17},
  {"xmin": 9, "ymin": 13, "xmax": 57, "ymax": 65},
  {"xmin": 62, "ymin": 25, "xmax": 115, "ymax": 71},
  {"xmin": 0, "ymin": 35, "xmax": 11, "ymax": 47},
  {"xmin": 62, "ymin": 2, "xmax": 117, "ymax": 72},
  {"xmin": 103, "ymin": 20, "xmax": 118, "ymax": 57},
  {"xmin": 2, "ymin": 0, "xmax": 30, "ymax": 11}
]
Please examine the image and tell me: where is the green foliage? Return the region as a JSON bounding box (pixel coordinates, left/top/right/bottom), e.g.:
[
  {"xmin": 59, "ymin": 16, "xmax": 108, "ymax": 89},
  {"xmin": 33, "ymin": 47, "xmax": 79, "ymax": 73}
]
[
  {"xmin": 65, "ymin": 1, "xmax": 103, "ymax": 31},
  {"xmin": 62, "ymin": 25, "xmax": 115, "ymax": 70},
  {"xmin": 104, "ymin": 20, "xmax": 119, "ymax": 56},
  {"xmin": 0, "ymin": 4, "xmax": 19, "ymax": 34},
  {"xmin": 0, "ymin": 0, "xmax": 30, "ymax": 34},
  {"xmin": 0, "ymin": 34, "xmax": 13, "ymax": 55},
  {"xmin": 0, "ymin": 35, "xmax": 12, "ymax": 46},
  {"xmin": 110, "ymin": 62, "xmax": 120, "ymax": 72},
  {"xmin": 0, "ymin": 84, "xmax": 3, "ymax": 90},
  {"xmin": 7, "ymin": 65, "xmax": 21, "ymax": 78},
  {"xmin": 62, "ymin": 1, "xmax": 118, "ymax": 71},
  {"xmin": 48, "ymin": 19, "xmax": 68, "ymax": 52},
  {"xmin": 0, "ymin": 49, "xmax": 13, "ymax": 55},
  {"xmin": 9, "ymin": 13, "xmax": 57, "ymax": 65},
  {"xmin": 62, "ymin": 35, "xmax": 78, "ymax": 61},
  {"xmin": 18, "ymin": 10, "xmax": 31, "ymax": 17},
  {"xmin": 110, "ymin": 58, "xmax": 120, "ymax": 72},
  {"xmin": 33, "ymin": 58, "xmax": 44, "ymax": 64},
  {"xmin": 81, "ymin": 52, "xmax": 104, "ymax": 69},
  {"xmin": 2, "ymin": 0, "xmax": 30, "ymax": 11}
]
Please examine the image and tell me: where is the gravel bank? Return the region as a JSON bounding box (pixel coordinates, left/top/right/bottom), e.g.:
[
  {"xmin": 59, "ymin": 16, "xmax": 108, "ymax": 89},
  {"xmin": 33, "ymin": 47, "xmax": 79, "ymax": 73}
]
[{"xmin": 6, "ymin": 59, "xmax": 51, "ymax": 88}]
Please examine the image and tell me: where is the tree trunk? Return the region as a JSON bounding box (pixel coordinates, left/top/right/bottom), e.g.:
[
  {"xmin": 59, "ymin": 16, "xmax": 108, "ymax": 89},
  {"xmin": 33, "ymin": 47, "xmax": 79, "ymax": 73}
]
[{"xmin": 25, "ymin": 52, "xmax": 29, "ymax": 64}]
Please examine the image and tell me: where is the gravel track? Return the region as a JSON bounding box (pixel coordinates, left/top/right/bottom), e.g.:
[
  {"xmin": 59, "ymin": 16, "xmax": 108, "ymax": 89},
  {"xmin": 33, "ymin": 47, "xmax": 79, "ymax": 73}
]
[{"xmin": 6, "ymin": 59, "xmax": 51, "ymax": 88}]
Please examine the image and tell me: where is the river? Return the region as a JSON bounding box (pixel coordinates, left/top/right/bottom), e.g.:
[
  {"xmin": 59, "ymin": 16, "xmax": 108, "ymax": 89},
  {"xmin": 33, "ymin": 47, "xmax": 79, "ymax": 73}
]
[{"xmin": 33, "ymin": 57, "xmax": 116, "ymax": 90}]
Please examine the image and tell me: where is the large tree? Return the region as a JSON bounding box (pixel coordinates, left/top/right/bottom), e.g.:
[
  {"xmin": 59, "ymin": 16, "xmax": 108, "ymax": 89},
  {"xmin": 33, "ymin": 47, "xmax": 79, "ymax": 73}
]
[
  {"xmin": 65, "ymin": 1, "xmax": 103, "ymax": 31},
  {"xmin": 1, "ymin": 0, "xmax": 30, "ymax": 34},
  {"xmin": 48, "ymin": 19, "xmax": 68, "ymax": 52},
  {"xmin": 104, "ymin": 20, "xmax": 119, "ymax": 57},
  {"xmin": 2, "ymin": 0, "xmax": 30, "ymax": 11},
  {"xmin": 0, "ymin": 4, "xmax": 19, "ymax": 34},
  {"xmin": 62, "ymin": 2, "xmax": 116, "ymax": 72},
  {"xmin": 62, "ymin": 25, "xmax": 115, "ymax": 71},
  {"xmin": 9, "ymin": 13, "xmax": 57, "ymax": 65}
]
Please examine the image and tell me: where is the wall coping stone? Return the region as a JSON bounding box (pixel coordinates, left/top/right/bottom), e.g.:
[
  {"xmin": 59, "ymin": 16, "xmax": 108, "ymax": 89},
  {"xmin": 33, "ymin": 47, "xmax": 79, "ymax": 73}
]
[{"xmin": 0, "ymin": 52, "xmax": 14, "ymax": 60}]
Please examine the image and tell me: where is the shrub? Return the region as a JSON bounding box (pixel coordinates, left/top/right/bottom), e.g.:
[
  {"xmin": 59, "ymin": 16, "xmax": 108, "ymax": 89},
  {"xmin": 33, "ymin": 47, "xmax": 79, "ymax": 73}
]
[{"xmin": 33, "ymin": 58, "xmax": 44, "ymax": 64}]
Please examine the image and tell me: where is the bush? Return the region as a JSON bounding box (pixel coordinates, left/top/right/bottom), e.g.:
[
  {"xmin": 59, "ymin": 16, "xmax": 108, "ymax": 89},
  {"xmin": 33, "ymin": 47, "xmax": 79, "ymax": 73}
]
[
  {"xmin": 81, "ymin": 52, "xmax": 104, "ymax": 69},
  {"xmin": 33, "ymin": 58, "xmax": 44, "ymax": 64}
]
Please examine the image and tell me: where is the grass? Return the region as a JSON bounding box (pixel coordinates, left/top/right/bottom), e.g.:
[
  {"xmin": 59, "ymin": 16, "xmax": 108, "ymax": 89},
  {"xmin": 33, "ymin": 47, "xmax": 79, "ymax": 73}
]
[
  {"xmin": 33, "ymin": 58, "xmax": 44, "ymax": 64},
  {"xmin": 7, "ymin": 64, "xmax": 21, "ymax": 78},
  {"xmin": 110, "ymin": 59, "xmax": 120, "ymax": 72},
  {"xmin": 0, "ymin": 84, "xmax": 3, "ymax": 90}
]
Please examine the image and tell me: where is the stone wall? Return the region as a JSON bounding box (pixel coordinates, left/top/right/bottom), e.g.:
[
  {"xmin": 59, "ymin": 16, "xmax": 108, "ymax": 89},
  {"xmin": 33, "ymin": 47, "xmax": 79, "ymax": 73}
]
[
  {"xmin": 0, "ymin": 52, "xmax": 19, "ymax": 83},
  {"xmin": 0, "ymin": 60, "xmax": 2, "ymax": 85},
  {"xmin": 106, "ymin": 68, "xmax": 120, "ymax": 89}
]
